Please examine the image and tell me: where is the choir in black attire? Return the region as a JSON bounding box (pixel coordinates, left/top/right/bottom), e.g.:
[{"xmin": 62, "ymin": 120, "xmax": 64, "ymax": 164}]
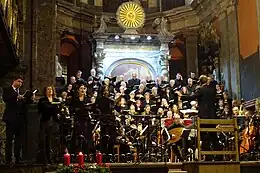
[
  {"xmin": 37, "ymin": 86, "xmax": 60, "ymax": 164},
  {"xmin": 71, "ymin": 84, "xmax": 94, "ymax": 155},
  {"xmin": 2, "ymin": 76, "xmax": 34, "ymax": 164}
]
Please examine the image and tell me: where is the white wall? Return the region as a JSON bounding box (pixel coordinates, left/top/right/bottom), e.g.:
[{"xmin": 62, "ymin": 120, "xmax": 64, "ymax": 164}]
[{"xmin": 185, "ymin": 0, "xmax": 194, "ymax": 5}]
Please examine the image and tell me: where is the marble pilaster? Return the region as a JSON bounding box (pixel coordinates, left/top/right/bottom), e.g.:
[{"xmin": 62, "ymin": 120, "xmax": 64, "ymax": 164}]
[
  {"xmin": 218, "ymin": 6, "xmax": 241, "ymax": 99},
  {"xmin": 219, "ymin": 12, "xmax": 232, "ymax": 95},
  {"xmin": 94, "ymin": 52, "xmax": 106, "ymax": 77},
  {"xmin": 32, "ymin": 0, "xmax": 57, "ymax": 90},
  {"xmin": 94, "ymin": 36, "xmax": 106, "ymax": 77},
  {"xmin": 185, "ymin": 33, "xmax": 199, "ymax": 76},
  {"xmin": 159, "ymin": 42, "xmax": 170, "ymax": 77}
]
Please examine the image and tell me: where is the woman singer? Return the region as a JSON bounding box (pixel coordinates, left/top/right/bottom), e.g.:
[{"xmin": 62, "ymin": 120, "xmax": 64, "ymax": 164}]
[
  {"xmin": 72, "ymin": 84, "xmax": 94, "ymax": 155},
  {"xmin": 37, "ymin": 86, "xmax": 60, "ymax": 165}
]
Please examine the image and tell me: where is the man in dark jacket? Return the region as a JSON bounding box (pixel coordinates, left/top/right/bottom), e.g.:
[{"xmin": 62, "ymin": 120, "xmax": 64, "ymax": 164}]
[
  {"xmin": 2, "ymin": 76, "xmax": 34, "ymax": 164},
  {"xmin": 128, "ymin": 72, "xmax": 140, "ymax": 89},
  {"xmin": 177, "ymin": 75, "xmax": 216, "ymax": 119},
  {"xmin": 176, "ymin": 75, "xmax": 218, "ymax": 160}
]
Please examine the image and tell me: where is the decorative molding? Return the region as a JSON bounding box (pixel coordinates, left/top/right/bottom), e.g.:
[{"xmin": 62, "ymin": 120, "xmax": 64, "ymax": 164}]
[
  {"xmin": 57, "ymin": 1, "xmax": 94, "ymax": 21},
  {"xmin": 153, "ymin": 17, "xmax": 174, "ymax": 37}
]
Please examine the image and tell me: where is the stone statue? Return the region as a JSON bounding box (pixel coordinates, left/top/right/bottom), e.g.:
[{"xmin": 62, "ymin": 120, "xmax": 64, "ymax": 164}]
[
  {"xmin": 55, "ymin": 55, "xmax": 63, "ymax": 77},
  {"xmin": 93, "ymin": 15, "xmax": 110, "ymax": 34},
  {"xmin": 153, "ymin": 17, "xmax": 174, "ymax": 37}
]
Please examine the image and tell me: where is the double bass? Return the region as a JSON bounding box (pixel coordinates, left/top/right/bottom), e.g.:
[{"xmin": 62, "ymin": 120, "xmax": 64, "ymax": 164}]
[{"xmin": 240, "ymin": 117, "xmax": 256, "ymax": 154}]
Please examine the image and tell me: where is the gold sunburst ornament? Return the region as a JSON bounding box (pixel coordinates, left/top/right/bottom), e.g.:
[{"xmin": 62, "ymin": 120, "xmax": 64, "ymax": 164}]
[{"xmin": 117, "ymin": 1, "xmax": 145, "ymax": 29}]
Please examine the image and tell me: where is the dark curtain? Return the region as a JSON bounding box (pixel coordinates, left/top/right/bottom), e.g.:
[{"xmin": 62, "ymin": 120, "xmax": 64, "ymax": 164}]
[
  {"xmin": 79, "ymin": 40, "xmax": 93, "ymax": 80},
  {"xmin": 67, "ymin": 50, "xmax": 79, "ymax": 81}
]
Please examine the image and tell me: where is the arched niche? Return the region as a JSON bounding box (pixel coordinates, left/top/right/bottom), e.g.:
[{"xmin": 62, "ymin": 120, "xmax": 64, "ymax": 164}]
[
  {"xmin": 105, "ymin": 58, "xmax": 157, "ymax": 81},
  {"xmin": 60, "ymin": 34, "xmax": 79, "ymax": 82}
]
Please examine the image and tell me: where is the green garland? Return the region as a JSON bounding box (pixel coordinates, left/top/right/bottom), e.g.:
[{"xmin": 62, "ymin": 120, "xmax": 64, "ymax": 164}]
[{"xmin": 56, "ymin": 164, "xmax": 111, "ymax": 173}]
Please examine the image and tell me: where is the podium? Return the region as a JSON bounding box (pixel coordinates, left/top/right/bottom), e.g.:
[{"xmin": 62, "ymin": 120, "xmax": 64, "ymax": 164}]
[{"xmin": 196, "ymin": 118, "xmax": 239, "ymax": 161}]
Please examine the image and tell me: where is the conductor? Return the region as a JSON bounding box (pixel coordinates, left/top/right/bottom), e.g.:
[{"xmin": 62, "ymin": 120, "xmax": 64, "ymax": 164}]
[{"xmin": 175, "ymin": 75, "xmax": 218, "ymax": 160}]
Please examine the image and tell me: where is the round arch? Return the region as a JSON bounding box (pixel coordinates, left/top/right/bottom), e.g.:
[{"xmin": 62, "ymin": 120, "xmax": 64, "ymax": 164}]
[{"xmin": 105, "ymin": 58, "xmax": 157, "ymax": 80}]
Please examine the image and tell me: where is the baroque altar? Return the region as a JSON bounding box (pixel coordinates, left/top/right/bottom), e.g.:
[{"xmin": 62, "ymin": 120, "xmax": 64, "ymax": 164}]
[{"xmin": 93, "ymin": 1, "xmax": 173, "ymax": 81}]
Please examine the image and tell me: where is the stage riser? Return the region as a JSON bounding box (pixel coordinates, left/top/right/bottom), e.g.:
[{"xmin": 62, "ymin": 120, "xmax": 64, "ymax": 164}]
[
  {"xmin": 241, "ymin": 165, "xmax": 260, "ymax": 173},
  {"xmin": 183, "ymin": 162, "xmax": 241, "ymax": 173},
  {"xmin": 0, "ymin": 163, "xmax": 258, "ymax": 173},
  {"xmin": 0, "ymin": 166, "xmax": 44, "ymax": 173},
  {"xmin": 111, "ymin": 168, "xmax": 168, "ymax": 173}
]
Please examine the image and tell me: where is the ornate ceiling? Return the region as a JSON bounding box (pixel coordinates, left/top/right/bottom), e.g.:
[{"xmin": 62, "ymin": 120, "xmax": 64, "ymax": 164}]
[{"xmin": 63, "ymin": 0, "xmax": 186, "ymax": 13}]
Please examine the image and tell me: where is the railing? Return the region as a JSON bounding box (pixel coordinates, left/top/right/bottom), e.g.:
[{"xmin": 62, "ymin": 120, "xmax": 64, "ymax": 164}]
[{"xmin": 196, "ymin": 118, "xmax": 239, "ymax": 161}]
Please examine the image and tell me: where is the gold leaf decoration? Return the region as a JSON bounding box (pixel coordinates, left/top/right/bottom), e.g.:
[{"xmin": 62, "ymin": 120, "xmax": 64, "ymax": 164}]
[{"xmin": 116, "ymin": 1, "xmax": 145, "ymax": 29}]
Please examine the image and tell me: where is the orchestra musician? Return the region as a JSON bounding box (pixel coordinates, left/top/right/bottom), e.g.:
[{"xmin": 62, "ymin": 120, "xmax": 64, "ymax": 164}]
[
  {"xmin": 37, "ymin": 86, "xmax": 60, "ymax": 165},
  {"xmin": 2, "ymin": 76, "xmax": 35, "ymax": 164},
  {"xmin": 54, "ymin": 68, "xmax": 252, "ymax": 163}
]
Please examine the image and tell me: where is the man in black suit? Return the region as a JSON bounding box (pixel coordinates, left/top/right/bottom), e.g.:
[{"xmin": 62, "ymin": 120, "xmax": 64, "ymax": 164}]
[
  {"xmin": 127, "ymin": 72, "xmax": 140, "ymax": 89},
  {"xmin": 2, "ymin": 76, "xmax": 33, "ymax": 164},
  {"xmin": 176, "ymin": 75, "xmax": 218, "ymax": 160},
  {"xmin": 176, "ymin": 75, "xmax": 216, "ymax": 119}
]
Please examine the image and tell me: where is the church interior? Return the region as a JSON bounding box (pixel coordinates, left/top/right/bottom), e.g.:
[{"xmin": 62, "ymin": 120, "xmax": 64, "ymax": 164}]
[{"xmin": 0, "ymin": 0, "xmax": 260, "ymax": 173}]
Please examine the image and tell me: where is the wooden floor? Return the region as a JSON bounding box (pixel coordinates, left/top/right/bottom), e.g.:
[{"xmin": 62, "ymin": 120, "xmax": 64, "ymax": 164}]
[{"xmin": 0, "ymin": 161, "xmax": 259, "ymax": 173}]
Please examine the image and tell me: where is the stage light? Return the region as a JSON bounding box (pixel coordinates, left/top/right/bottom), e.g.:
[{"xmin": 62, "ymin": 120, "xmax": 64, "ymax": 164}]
[
  {"xmin": 130, "ymin": 36, "xmax": 136, "ymax": 40},
  {"xmin": 147, "ymin": 35, "xmax": 152, "ymax": 40},
  {"xmin": 115, "ymin": 35, "xmax": 120, "ymax": 39}
]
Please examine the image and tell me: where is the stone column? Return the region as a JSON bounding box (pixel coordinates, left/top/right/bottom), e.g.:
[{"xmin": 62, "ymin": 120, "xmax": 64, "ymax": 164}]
[
  {"xmin": 32, "ymin": 0, "xmax": 57, "ymax": 90},
  {"xmin": 94, "ymin": 36, "xmax": 106, "ymax": 78},
  {"xmin": 219, "ymin": 11, "xmax": 232, "ymax": 95},
  {"xmin": 226, "ymin": 5, "xmax": 241, "ymax": 99},
  {"xmin": 185, "ymin": 32, "xmax": 199, "ymax": 76},
  {"xmin": 218, "ymin": 5, "xmax": 241, "ymax": 99},
  {"xmin": 94, "ymin": 52, "xmax": 106, "ymax": 78}
]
